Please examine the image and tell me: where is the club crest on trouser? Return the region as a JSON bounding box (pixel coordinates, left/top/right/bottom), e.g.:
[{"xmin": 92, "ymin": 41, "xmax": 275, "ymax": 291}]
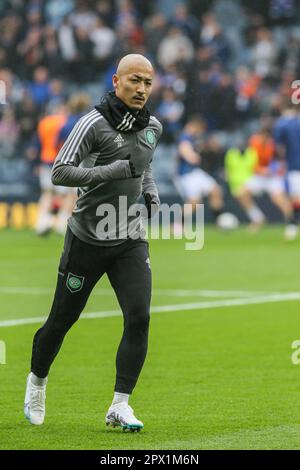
[
  {"xmin": 66, "ymin": 272, "xmax": 85, "ymax": 293},
  {"xmin": 145, "ymin": 129, "xmax": 156, "ymax": 147}
]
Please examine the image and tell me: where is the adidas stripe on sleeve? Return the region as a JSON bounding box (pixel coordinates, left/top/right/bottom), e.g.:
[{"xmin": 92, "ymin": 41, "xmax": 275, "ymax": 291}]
[{"xmin": 56, "ymin": 110, "xmax": 102, "ymax": 166}]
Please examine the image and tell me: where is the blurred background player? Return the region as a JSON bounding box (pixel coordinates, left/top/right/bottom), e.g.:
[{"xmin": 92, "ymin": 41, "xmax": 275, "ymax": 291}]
[
  {"xmin": 225, "ymin": 140, "xmax": 257, "ymax": 197},
  {"xmin": 274, "ymin": 103, "xmax": 300, "ymax": 240},
  {"xmin": 174, "ymin": 116, "xmax": 224, "ymax": 229},
  {"xmin": 35, "ymin": 103, "xmax": 67, "ymax": 235},
  {"xmin": 224, "ymin": 138, "xmax": 258, "ymax": 222},
  {"xmin": 247, "ymin": 127, "xmax": 293, "ymax": 235},
  {"xmin": 227, "ymin": 128, "xmax": 292, "ymax": 234}
]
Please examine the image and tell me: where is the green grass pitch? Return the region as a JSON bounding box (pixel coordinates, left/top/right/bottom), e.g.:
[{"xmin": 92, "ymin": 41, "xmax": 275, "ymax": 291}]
[{"xmin": 0, "ymin": 227, "xmax": 300, "ymax": 450}]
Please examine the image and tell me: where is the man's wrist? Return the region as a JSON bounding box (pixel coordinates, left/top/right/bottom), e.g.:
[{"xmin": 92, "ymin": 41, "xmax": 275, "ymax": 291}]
[{"xmin": 144, "ymin": 193, "xmax": 160, "ymax": 218}]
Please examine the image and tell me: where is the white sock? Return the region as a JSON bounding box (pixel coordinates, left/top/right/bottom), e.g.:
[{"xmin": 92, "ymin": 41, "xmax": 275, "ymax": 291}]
[
  {"xmin": 246, "ymin": 206, "xmax": 265, "ymax": 224},
  {"xmin": 30, "ymin": 372, "xmax": 47, "ymax": 387},
  {"xmin": 112, "ymin": 392, "xmax": 130, "ymax": 405},
  {"xmin": 55, "ymin": 211, "xmax": 69, "ymax": 234},
  {"xmin": 35, "ymin": 213, "xmax": 53, "ymax": 233}
]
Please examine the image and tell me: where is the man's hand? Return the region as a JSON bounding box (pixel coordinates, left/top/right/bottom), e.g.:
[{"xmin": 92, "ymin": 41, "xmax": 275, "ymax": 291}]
[
  {"xmin": 124, "ymin": 153, "xmax": 143, "ymax": 178},
  {"xmin": 92, "ymin": 155, "xmax": 143, "ymax": 181},
  {"xmin": 144, "ymin": 193, "xmax": 160, "ymax": 219}
]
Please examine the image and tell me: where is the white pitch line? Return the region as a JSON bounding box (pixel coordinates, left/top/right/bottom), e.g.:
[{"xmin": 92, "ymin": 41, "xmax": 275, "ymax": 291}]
[
  {"xmin": 0, "ymin": 287, "xmax": 280, "ymax": 298},
  {"xmin": 0, "ymin": 292, "xmax": 300, "ymax": 328},
  {"xmin": 0, "ymin": 287, "xmax": 53, "ymax": 295},
  {"xmin": 153, "ymin": 289, "xmax": 280, "ymax": 298}
]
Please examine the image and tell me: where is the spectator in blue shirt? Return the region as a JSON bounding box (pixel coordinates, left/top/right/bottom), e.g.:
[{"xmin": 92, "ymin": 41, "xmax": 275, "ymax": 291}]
[{"xmin": 26, "ymin": 66, "xmax": 51, "ymax": 109}]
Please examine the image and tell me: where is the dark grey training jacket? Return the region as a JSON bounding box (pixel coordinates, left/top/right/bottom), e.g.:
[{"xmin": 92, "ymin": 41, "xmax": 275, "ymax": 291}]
[{"xmin": 51, "ymin": 108, "xmax": 163, "ymax": 245}]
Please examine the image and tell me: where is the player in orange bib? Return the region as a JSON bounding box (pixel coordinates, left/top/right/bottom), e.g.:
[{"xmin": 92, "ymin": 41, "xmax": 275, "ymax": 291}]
[{"xmin": 239, "ymin": 127, "xmax": 292, "ymax": 236}]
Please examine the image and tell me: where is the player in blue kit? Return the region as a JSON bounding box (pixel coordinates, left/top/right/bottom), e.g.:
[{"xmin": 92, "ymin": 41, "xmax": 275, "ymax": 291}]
[{"xmin": 274, "ymin": 104, "xmax": 300, "ymax": 240}]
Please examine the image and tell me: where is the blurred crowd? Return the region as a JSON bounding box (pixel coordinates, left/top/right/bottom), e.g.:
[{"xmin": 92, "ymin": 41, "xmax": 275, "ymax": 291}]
[{"xmin": 0, "ymin": 0, "xmax": 300, "ymax": 199}]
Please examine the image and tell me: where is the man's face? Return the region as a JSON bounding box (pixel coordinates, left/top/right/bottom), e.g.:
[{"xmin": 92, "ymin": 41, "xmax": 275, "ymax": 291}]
[
  {"xmin": 188, "ymin": 121, "xmax": 205, "ymax": 136},
  {"xmin": 113, "ymin": 64, "xmax": 153, "ymax": 111}
]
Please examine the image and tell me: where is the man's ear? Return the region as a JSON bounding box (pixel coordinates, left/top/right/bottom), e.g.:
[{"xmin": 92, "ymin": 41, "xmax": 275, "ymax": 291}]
[{"xmin": 112, "ymin": 74, "xmax": 118, "ymax": 90}]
